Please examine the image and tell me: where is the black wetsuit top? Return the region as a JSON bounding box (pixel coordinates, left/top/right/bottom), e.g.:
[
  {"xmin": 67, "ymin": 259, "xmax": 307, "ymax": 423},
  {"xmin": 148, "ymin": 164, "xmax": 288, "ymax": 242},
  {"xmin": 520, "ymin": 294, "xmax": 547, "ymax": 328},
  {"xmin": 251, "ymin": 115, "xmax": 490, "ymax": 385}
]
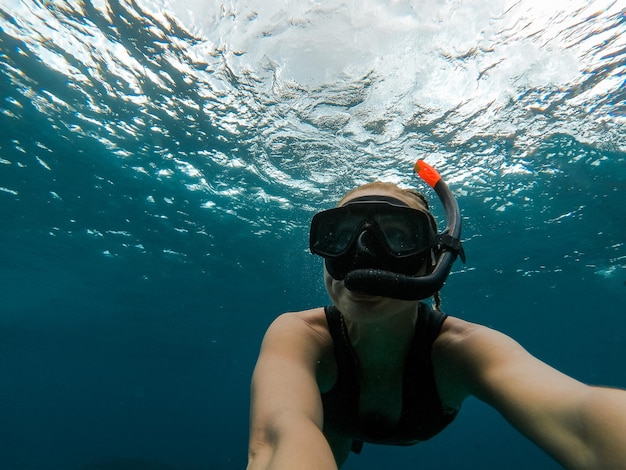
[{"xmin": 321, "ymin": 303, "xmax": 458, "ymax": 453}]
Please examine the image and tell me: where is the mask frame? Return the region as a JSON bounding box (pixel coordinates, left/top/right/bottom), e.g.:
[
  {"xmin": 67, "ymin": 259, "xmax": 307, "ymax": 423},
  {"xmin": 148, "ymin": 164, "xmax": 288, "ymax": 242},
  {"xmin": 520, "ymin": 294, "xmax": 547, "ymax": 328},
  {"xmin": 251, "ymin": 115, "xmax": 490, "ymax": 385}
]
[{"xmin": 310, "ymin": 197, "xmax": 435, "ymax": 259}]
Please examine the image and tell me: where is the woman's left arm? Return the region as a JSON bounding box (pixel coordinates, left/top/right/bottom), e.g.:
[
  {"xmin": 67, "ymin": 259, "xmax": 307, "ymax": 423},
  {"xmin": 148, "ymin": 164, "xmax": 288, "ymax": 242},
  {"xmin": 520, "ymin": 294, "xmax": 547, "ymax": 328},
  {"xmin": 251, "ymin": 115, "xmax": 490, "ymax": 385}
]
[{"xmin": 434, "ymin": 318, "xmax": 626, "ymax": 469}]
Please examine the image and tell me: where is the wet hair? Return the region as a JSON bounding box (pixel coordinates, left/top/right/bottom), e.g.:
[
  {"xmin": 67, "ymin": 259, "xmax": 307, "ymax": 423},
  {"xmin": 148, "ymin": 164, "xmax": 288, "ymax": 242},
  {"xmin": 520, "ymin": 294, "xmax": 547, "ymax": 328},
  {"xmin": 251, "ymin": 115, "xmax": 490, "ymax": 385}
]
[{"xmin": 340, "ymin": 182, "xmax": 443, "ymax": 311}]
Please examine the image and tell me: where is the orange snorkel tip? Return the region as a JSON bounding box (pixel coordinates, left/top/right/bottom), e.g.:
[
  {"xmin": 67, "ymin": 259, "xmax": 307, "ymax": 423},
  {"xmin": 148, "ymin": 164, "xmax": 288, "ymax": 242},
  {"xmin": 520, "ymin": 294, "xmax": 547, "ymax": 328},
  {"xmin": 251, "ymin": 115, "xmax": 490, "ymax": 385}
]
[{"xmin": 414, "ymin": 159, "xmax": 442, "ymax": 189}]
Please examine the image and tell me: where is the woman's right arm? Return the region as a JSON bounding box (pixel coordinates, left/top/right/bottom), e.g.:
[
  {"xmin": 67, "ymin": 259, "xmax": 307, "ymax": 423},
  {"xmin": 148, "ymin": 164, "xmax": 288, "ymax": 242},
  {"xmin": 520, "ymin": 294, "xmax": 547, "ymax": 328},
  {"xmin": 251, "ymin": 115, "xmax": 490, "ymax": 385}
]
[{"xmin": 247, "ymin": 311, "xmax": 338, "ymax": 470}]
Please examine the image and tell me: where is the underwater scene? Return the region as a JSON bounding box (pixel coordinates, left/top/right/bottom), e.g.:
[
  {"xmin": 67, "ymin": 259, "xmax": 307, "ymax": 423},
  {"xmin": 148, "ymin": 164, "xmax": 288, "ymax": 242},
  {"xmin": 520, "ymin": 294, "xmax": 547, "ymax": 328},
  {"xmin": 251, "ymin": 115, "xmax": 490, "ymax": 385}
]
[{"xmin": 1, "ymin": 0, "xmax": 624, "ymax": 468}]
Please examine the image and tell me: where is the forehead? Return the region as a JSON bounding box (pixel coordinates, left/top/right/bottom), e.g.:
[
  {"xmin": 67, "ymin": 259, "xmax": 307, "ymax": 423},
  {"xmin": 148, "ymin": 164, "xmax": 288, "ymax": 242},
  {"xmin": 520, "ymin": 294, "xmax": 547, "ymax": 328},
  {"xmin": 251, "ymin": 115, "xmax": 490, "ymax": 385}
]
[{"xmin": 340, "ymin": 188, "xmax": 424, "ymax": 210}]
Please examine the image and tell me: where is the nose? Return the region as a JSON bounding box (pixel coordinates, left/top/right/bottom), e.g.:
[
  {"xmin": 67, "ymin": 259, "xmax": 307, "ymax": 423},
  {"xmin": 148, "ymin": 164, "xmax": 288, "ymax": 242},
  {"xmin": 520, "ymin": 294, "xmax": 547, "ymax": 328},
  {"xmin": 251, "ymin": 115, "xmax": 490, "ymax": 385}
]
[
  {"xmin": 356, "ymin": 230, "xmax": 371, "ymax": 250},
  {"xmin": 355, "ymin": 229, "xmax": 381, "ymax": 258}
]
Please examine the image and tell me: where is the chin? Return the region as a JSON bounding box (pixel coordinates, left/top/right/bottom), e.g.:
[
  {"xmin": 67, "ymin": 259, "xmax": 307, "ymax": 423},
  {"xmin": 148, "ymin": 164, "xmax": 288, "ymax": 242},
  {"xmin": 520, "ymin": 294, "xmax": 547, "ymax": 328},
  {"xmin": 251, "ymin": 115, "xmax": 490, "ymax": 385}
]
[{"xmin": 324, "ymin": 269, "xmax": 417, "ymax": 316}]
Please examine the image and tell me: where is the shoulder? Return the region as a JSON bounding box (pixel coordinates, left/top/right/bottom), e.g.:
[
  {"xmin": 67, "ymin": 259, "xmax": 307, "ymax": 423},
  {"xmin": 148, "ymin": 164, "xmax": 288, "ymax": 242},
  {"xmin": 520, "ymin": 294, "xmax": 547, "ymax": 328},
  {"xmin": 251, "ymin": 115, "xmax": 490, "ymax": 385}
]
[
  {"xmin": 434, "ymin": 316, "xmax": 530, "ymax": 375},
  {"xmin": 259, "ymin": 308, "xmax": 333, "ymax": 366},
  {"xmin": 264, "ymin": 307, "xmax": 331, "ymax": 344},
  {"xmin": 434, "ymin": 315, "xmax": 520, "ymax": 360},
  {"xmin": 434, "ymin": 315, "xmax": 487, "ymax": 353},
  {"xmin": 432, "ymin": 315, "xmax": 483, "ymax": 365},
  {"xmin": 432, "ymin": 316, "xmax": 528, "ymax": 407},
  {"xmin": 260, "ymin": 308, "xmax": 337, "ymax": 393}
]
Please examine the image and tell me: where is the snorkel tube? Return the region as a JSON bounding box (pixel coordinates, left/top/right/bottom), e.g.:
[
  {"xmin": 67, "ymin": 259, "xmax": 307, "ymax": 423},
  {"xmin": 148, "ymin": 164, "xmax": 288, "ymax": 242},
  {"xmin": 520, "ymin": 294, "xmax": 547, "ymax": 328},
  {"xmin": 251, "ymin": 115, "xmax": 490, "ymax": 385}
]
[{"xmin": 343, "ymin": 160, "xmax": 465, "ymax": 300}]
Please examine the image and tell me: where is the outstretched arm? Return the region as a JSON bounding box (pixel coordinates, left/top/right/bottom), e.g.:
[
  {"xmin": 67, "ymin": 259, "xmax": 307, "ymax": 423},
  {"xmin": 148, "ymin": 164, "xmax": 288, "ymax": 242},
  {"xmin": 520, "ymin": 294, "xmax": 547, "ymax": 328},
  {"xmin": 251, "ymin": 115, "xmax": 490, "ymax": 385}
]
[
  {"xmin": 436, "ymin": 318, "xmax": 626, "ymax": 469},
  {"xmin": 247, "ymin": 312, "xmax": 338, "ymax": 470}
]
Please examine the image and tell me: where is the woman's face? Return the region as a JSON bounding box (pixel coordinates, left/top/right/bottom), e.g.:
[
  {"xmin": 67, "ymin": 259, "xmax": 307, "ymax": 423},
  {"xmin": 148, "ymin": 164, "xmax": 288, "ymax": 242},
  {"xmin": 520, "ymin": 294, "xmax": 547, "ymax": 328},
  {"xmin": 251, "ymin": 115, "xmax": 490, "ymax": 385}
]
[{"xmin": 323, "ymin": 186, "xmax": 424, "ymax": 321}]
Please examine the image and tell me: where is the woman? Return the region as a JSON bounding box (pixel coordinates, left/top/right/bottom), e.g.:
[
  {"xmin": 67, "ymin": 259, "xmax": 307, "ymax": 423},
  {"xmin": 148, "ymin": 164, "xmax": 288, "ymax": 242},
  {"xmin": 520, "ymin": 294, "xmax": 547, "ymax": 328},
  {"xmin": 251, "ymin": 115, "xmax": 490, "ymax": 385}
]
[{"xmin": 247, "ymin": 161, "xmax": 626, "ymax": 469}]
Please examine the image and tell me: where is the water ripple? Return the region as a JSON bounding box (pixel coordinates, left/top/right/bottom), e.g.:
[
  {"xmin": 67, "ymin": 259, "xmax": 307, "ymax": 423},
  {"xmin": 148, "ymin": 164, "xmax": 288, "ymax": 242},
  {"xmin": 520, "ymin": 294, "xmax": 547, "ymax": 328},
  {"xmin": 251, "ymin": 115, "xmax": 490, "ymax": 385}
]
[{"xmin": 1, "ymin": 0, "xmax": 624, "ymax": 274}]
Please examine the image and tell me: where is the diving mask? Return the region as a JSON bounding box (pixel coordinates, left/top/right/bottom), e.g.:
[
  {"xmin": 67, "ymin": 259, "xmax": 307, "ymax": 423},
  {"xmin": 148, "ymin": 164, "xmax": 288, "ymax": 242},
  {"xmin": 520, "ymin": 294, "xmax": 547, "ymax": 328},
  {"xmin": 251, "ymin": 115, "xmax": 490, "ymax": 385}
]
[{"xmin": 310, "ymin": 195, "xmax": 436, "ymax": 280}]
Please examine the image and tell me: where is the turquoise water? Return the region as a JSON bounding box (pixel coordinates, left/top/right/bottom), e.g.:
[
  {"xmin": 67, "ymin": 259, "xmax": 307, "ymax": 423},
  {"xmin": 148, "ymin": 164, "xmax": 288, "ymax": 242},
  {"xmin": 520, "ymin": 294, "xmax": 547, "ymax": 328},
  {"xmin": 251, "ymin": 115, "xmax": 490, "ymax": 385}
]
[{"xmin": 1, "ymin": 1, "xmax": 624, "ymax": 469}]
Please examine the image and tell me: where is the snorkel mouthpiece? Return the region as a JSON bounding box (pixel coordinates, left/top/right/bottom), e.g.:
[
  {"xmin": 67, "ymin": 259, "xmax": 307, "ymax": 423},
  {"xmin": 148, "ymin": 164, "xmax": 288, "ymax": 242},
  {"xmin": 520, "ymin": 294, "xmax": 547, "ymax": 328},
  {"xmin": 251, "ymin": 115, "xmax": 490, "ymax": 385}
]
[{"xmin": 343, "ymin": 160, "xmax": 465, "ymax": 300}]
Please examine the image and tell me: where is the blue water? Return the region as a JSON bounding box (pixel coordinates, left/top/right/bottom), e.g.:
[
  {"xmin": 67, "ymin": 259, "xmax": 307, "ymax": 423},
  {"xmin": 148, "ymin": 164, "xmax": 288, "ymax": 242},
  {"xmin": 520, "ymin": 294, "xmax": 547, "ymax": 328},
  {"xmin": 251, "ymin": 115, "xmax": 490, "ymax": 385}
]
[{"xmin": 1, "ymin": 1, "xmax": 625, "ymax": 469}]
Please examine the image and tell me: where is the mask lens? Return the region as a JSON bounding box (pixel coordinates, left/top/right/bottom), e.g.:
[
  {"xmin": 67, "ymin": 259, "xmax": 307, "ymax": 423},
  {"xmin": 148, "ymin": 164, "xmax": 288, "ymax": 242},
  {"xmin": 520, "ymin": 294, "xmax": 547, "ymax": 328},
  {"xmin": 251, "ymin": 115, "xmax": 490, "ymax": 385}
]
[
  {"xmin": 310, "ymin": 208, "xmax": 363, "ymax": 257},
  {"xmin": 375, "ymin": 209, "xmax": 433, "ymax": 256}
]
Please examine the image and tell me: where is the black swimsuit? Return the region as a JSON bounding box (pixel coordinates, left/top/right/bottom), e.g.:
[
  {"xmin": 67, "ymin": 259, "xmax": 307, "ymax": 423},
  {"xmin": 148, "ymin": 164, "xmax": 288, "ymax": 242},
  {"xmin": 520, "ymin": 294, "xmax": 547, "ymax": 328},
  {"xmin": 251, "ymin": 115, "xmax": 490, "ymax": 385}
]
[{"xmin": 321, "ymin": 303, "xmax": 458, "ymax": 453}]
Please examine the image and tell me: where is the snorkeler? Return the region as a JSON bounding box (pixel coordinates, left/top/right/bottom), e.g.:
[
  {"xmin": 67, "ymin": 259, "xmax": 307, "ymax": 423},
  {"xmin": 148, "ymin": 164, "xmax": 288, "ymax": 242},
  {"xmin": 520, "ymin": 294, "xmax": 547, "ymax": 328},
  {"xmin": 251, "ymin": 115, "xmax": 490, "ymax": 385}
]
[{"xmin": 247, "ymin": 160, "xmax": 626, "ymax": 469}]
